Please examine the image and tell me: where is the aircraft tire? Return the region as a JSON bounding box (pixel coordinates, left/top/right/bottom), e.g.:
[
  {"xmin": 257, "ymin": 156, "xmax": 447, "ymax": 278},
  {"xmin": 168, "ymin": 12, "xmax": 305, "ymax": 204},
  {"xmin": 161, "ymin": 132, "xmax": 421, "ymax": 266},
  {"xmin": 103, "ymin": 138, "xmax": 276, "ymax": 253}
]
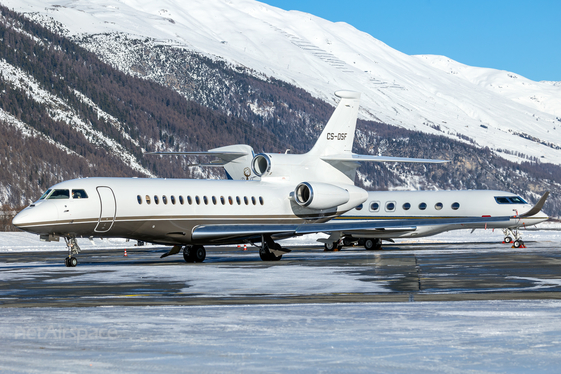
[
  {"xmin": 259, "ymin": 245, "xmax": 282, "ymax": 261},
  {"xmin": 364, "ymin": 238, "xmax": 382, "ymax": 251},
  {"xmin": 65, "ymin": 257, "xmax": 77, "ymax": 267},
  {"xmin": 513, "ymin": 240, "xmax": 521, "ymax": 248},
  {"xmin": 324, "ymin": 242, "xmax": 336, "ymax": 251},
  {"xmin": 504, "ymin": 236, "xmax": 513, "ymax": 244},
  {"xmin": 183, "ymin": 246, "xmax": 195, "ymax": 262},
  {"xmin": 192, "ymin": 245, "xmax": 206, "ymax": 262}
]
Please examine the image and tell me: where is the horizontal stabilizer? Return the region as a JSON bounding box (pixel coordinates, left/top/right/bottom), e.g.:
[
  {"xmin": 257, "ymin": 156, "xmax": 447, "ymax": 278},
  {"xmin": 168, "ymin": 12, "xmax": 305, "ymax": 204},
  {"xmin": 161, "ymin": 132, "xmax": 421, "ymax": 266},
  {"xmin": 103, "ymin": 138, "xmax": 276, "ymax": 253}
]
[
  {"xmin": 519, "ymin": 191, "xmax": 550, "ymax": 217},
  {"xmin": 321, "ymin": 154, "xmax": 449, "ymax": 164}
]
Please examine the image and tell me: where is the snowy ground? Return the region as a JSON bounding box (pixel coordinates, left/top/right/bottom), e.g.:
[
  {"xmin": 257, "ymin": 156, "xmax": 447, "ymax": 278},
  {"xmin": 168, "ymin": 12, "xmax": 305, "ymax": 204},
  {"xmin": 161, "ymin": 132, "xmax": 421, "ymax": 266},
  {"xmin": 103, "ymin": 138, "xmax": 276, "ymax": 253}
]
[
  {"xmin": 2, "ymin": 224, "xmax": 561, "ymax": 372},
  {"xmin": 2, "ymin": 301, "xmax": 561, "ymax": 373}
]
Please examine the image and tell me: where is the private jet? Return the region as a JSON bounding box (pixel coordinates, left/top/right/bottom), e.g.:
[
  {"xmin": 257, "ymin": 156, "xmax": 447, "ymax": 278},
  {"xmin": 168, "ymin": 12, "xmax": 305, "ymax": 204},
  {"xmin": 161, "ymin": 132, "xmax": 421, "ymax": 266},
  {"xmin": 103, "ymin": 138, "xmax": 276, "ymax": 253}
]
[{"xmin": 13, "ymin": 91, "xmax": 513, "ymax": 266}]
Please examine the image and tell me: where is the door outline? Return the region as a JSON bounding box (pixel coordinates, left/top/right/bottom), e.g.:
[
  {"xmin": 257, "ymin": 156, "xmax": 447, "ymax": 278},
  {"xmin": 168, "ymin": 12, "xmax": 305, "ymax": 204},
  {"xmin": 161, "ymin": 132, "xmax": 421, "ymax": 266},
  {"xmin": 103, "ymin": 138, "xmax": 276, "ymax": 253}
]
[{"xmin": 94, "ymin": 186, "xmax": 117, "ymax": 233}]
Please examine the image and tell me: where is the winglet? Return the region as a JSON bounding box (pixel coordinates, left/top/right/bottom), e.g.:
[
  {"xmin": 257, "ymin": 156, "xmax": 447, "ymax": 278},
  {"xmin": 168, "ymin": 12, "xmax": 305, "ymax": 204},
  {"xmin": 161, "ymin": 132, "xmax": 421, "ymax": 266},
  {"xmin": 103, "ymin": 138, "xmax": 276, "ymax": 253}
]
[{"xmin": 519, "ymin": 191, "xmax": 550, "ymax": 217}]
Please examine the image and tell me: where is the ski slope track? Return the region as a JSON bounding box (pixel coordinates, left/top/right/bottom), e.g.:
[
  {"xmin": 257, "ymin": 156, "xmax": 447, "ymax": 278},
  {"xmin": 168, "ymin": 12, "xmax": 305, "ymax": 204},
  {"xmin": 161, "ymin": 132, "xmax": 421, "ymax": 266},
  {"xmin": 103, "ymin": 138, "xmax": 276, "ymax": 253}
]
[{"xmin": 5, "ymin": 0, "xmax": 561, "ymax": 165}]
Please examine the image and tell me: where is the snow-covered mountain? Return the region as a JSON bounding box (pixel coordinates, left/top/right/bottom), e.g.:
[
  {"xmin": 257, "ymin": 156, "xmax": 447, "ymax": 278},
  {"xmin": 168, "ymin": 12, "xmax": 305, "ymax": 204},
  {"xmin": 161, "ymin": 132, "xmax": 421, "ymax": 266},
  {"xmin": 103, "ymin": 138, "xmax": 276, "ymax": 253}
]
[{"xmin": 4, "ymin": 0, "xmax": 561, "ymax": 165}]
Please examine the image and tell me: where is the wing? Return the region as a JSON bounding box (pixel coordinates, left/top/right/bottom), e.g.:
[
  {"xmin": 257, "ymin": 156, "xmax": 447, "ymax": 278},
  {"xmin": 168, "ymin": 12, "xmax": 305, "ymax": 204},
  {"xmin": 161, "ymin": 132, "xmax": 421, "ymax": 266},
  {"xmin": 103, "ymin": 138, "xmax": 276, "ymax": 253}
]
[
  {"xmin": 145, "ymin": 144, "xmax": 253, "ymax": 167},
  {"xmin": 321, "ymin": 153, "xmax": 449, "ymax": 164},
  {"xmin": 191, "ymin": 216, "xmax": 511, "ymax": 243}
]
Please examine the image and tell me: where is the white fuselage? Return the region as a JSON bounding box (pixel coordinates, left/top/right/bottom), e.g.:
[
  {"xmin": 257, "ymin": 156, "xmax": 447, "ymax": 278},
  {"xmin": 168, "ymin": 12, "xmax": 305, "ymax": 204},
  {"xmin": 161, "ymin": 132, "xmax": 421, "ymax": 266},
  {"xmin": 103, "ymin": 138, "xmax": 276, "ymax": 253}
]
[
  {"xmin": 12, "ymin": 177, "xmax": 367, "ymax": 245},
  {"xmin": 334, "ymin": 190, "xmax": 548, "ymax": 239}
]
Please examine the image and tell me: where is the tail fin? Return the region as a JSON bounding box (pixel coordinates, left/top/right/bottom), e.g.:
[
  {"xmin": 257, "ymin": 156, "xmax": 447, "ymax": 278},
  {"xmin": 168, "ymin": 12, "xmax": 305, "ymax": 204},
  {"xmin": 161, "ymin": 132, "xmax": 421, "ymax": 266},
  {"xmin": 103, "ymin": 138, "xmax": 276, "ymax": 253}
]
[{"xmin": 308, "ymin": 90, "xmax": 361, "ymax": 157}]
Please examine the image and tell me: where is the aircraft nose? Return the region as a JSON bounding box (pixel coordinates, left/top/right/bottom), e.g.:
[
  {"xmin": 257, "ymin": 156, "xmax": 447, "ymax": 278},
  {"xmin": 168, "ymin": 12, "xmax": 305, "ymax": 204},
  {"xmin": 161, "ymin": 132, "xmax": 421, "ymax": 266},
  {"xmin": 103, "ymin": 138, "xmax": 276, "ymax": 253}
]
[
  {"xmin": 12, "ymin": 203, "xmax": 58, "ymax": 232},
  {"xmin": 12, "ymin": 207, "xmax": 33, "ymax": 229}
]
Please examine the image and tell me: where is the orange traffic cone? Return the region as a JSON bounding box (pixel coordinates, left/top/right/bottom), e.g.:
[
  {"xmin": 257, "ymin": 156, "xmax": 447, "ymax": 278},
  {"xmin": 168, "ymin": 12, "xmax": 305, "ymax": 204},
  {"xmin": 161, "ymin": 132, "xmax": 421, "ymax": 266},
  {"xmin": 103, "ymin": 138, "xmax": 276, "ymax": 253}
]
[{"xmin": 124, "ymin": 249, "xmax": 128, "ymax": 257}]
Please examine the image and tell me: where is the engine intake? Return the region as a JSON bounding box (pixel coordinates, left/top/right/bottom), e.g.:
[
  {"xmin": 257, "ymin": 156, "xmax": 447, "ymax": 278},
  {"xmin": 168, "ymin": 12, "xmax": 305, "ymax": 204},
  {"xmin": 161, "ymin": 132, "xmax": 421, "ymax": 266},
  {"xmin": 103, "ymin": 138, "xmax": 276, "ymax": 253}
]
[
  {"xmin": 294, "ymin": 182, "xmax": 350, "ymax": 210},
  {"xmin": 251, "ymin": 153, "xmax": 271, "ymax": 177}
]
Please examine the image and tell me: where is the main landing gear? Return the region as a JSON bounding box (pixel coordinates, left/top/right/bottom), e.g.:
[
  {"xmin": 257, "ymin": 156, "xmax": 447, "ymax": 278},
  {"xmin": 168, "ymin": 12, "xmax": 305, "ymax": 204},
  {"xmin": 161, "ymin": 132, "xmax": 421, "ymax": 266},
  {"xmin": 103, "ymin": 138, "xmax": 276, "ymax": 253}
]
[
  {"xmin": 324, "ymin": 237, "xmax": 383, "ymax": 251},
  {"xmin": 259, "ymin": 235, "xmax": 290, "ymax": 261},
  {"xmin": 503, "ymin": 228, "xmax": 526, "ymax": 248},
  {"xmin": 64, "ymin": 236, "xmax": 81, "ymax": 267},
  {"xmin": 183, "ymin": 245, "xmax": 206, "ymax": 263}
]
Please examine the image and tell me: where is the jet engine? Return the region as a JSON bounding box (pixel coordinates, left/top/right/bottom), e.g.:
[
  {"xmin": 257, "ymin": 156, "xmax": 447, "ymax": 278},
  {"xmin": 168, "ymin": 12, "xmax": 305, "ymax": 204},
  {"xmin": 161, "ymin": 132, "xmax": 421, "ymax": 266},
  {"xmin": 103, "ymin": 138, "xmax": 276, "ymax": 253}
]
[
  {"xmin": 293, "ymin": 182, "xmax": 350, "ymax": 210},
  {"xmin": 251, "ymin": 153, "xmax": 272, "ymax": 177}
]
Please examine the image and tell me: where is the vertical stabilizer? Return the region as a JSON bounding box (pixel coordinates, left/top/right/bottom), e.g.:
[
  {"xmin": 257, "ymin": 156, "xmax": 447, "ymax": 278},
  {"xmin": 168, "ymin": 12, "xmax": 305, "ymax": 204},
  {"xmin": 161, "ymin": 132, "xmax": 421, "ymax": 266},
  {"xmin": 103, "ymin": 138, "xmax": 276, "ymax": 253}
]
[{"xmin": 308, "ymin": 91, "xmax": 361, "ymax": 157}]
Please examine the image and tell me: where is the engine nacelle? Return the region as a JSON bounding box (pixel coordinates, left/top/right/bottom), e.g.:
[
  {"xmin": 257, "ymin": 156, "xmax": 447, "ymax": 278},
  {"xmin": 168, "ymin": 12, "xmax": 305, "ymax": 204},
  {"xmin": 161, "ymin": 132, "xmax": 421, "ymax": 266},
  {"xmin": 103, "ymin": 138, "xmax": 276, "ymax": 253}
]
[
  {"xmin": 294, "ymin": 182, "xmax": 350, "ymax": 210},
  {"xmin": 251, "ymin": 153, "xmax": 272, "ymax": 177}
]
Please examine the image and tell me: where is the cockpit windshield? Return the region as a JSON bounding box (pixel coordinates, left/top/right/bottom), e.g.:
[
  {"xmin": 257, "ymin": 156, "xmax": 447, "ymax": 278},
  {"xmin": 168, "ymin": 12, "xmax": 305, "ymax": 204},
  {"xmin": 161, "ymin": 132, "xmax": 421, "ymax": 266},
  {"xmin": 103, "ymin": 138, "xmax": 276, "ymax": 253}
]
[
  {"xmin": 39, "ymin": 189, "xmax": 88, "ymax": 200},
  {"xmin": 494, "ymin": 196, "xmax": 528, "ymax": 205},
  {"xmin": 47, "ymin": 189, "xmax": 70, "ymax": 199},
  {"xmin": 39, "ymin": 189, "xmax": 52, "ymax": 200}
]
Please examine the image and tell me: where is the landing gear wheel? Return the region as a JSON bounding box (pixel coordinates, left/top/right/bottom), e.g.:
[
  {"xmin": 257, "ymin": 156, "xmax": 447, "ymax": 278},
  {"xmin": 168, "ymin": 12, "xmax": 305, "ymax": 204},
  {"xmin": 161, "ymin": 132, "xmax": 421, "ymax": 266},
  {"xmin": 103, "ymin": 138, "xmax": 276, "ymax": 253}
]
[
  {"xmin": 513, "ymin": 240, "xmax": 524, "ymax": 248},
  {"xmin": 259, "ymin": 244, "xmax": 282, "ymax": 261},
  {"xmin": 183, "ymin": 246, "xmax": 206, "ymax": 263},
  {"xmin": 192, "ymin": 245, "xmax": 206, "ymax": 262},
  {"xmin": 504, "ymin": 236, "xmax": 513, "ymax": 244},
  {"xmin": 364, "ymin": 238, "xmax": 382, "ymax": 251},
  {"xmin": 343, "ymin": 238, "xmax": 353, "ymax": 247},
  {"xmin": 65, "ymin": 257, "xmax": 77, "ymax": 267},
  {"xmin": 324, "ymin": 242, "xmax": 340, "ymax": 251}
]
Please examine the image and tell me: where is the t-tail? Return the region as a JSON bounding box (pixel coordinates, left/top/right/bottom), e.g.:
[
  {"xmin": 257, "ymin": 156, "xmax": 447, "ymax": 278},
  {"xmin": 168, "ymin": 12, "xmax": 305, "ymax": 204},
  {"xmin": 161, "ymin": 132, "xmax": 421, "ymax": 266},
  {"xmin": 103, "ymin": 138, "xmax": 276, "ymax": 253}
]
[{"xmin": 147, "ymin": 90, "xmax": 448, "ymax": 184}]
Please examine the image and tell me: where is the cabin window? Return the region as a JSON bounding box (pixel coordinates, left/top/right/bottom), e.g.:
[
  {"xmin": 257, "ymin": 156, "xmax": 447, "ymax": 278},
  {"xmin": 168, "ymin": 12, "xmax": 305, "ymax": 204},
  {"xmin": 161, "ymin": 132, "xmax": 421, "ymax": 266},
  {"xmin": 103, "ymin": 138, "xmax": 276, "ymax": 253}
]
[
  {"xmin": 40, "ymin": 189, "xmax": 52, "ymax": 200},
  {"xmin": 419, "ymin": 202, "xmax": 427, "ymax": 210},
  {"xmin": 154, "ymin": 195, "xmax": 159, "ymax": 205},
  {"xmin": 244, "ymin": 196, "xmax": 249, "ymax": 205},
  {"xmin": 179, "ymin": 196, "xmax": 184, "ymax": 205},
  {"xmin": 72, "ymin": 189, "xmax": 88, "ymax": 199},
  {"xmin": 203, "ymin": 196, "xmax": 208, "ymax": 205},
  {"xmin": 370, "ymin": 202, "xmax": 380, "ymax": 212},
  {"xmin": 195, "ymin": 196, "xmax": 200, "ymax": 205},
  {"xmin": 251, "ymin": 197, "xmax": 256, "ymax": 205},
  {"xmin": 162, "ymin": 195, "xmax": 168, "ymax": 205},
  {"xmin": 48, "ymin": 189, "xmax": 70, "ymax": 200},
  {"xmin": 188, "ymin": 196, "xmax": 193, "ymax": 205},
  {"xmin": 229, "ymin": 196, "xmax": 234, "ymax": 205},
  {"xmin": 355, "ymin": 204, "xmax": 363, "ymax": 211},
  {"xmin": 212, "ymin": 196, "xmax": 217, "ymax": 205},
  {"xmin": 435, "ymin": 202, "xmax": 443, "ymax": 210},
  {"xmin": 259, "ymin": 197, "xmax": 264, "ymax": 205},
  {"xmin": 402, "ymin": 202, "xmax": 411, "ymax": 211},
  {"xmin": 385, "ymin": 202, "xmax": 396, "ymax": 212},
  {"xmin": 146, "ymin": 195, "xmax": 151, "ymax": 205},
  {"xmin": 171, "ymin": 195, "xmax": 176, "ymax": 205},
  {"xmin": 137, "ymin": 195, "xmax": 142, "ymax": 205},
  {"xmin": 451, "ymin": 202, "xmax": 460, "ymax": 210},
  {"xmin": 236, "ymin": 196, "xmax": 241, "ymax": 205},
  {"xmin": 220, "ymin": 196, "xmax": 225, "ymax": 205}
]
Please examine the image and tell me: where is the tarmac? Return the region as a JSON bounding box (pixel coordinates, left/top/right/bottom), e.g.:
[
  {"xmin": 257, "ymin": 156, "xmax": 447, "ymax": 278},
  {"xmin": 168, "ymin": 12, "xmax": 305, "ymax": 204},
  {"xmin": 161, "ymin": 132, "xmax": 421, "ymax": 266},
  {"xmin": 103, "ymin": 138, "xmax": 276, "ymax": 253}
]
[{"xmin": 2, "ymin": 240, "xmax": 561, "ymax": 307}]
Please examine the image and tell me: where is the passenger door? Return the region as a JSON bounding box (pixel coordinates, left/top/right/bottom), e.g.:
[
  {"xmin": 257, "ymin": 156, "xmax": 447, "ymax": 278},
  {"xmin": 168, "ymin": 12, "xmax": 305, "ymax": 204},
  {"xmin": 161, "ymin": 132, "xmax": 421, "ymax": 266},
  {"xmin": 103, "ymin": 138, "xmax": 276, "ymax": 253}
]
[{"xmin": 94, "ymin": 186, "xmax": 116, "ymax": 233}]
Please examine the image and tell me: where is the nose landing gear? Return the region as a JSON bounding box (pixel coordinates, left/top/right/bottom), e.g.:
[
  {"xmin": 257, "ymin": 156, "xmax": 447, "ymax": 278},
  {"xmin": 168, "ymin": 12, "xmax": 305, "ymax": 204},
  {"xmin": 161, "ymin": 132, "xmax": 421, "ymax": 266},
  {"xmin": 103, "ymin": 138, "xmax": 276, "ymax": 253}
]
[
  {"xmin": 502, "ymin": 228, "xmax": 526, "ymax": 248},
  {"xmin": 64, "ymin": 236, "xmax": 81, "ymax": 267}
]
